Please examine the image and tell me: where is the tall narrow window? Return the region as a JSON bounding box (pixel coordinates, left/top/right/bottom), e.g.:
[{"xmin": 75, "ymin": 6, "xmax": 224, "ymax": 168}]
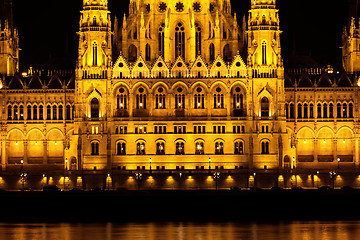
[
  {"xmin": 91, "ymin": 98, "xmax": 100, "ymax": 118},
  {"xmin": 52, "ymin": 105, "xmax": 57, "ymax": 120},
  {"xmin": 117, "ymin": 142, "xmax": 126, "ymax": 155},
  {"xmin": 145, "ymin": 44, "xmax": 151, "ymax": 61},
  {"xmin": 329, "ymin": 103, "xmax": 334, "ymax": 118},
  {"xmin": 337, "ymin": 103, "xmax": 342, "ymax": 118},
  {"xmin": 303, "ymin": 103, "xmax": 308, "ymax": 118},
  {"xmin": 215, "ymin": 142, "xmax": 224, "ymax": 155},
  {"xmin": 176, "ymin": 142, "xmax": 185, "ymax": 155},
  {"xmin": 39, "ymin": 105, "xmax": 43, "ymax": 120},
  {"xmin": 66, "ymin": 105, "xmax": 71, "ymax": 120},
  {"xmin": 47, "ymin": 105, "xmax": 51, "ymax": 120},
  {"xmin": 261, "ymin": 97, "xmax": 270, "ymax": 117},
  {"xmin": 297, "ymin": 103, "xmax": 302, "ymax": 119},
  {"xmin": 262, "ymin": 41, "xmax": 267, "ymax": 65},
  {"xmin": 209, "ymin": 43, "xmax": 215, "ymax": 61},
  {"xmin": 343, "ymin": 103, "xmax": 348, "ymax": 118},
  {"xmin": 91, "ymin": 142, "xmax": 99, "ymax": 155},
  {"xmin": 309, "ymin": 104, "xmax": 314, "ymax": 118},
  {"xmin": 175, "ymin": 22, "xmax": 185, "ymax": 59},
  {"xmin": 323, "ymin": 103, "xmax": 328, "ymax": 118},
  {"xmin": 137, "ymin": 142, "xmax": 146, "ymax": 155},
  {"xmin": 175, "ymin": 94, "xmax": 185, "ymax": 109},
  {"xmin": 349, "ymin": 103, "xmax": 354, "ymax": 118},
  {"xmin": 33, "ymin": 105, "xmax": 38, "ymax": 120},
  {"xmin": 7, "ymin": 106, "xmax": 12, "ymax": 120},
  {"xmin": 19, "ymin": 105, "xmax": 24, "ymax": 120},
  {"xmin": 317, "ymin": 104, "xmax": 322, "ymax": 118},
  {"xmin": 27, "ymin": 105, "xmax": 32, "ymax": 120},
  {"xmin": 159, "ymin": 23, "xmax": 165, "ymax": 57},
  {"xmin": 58, "ymin": 105, "xmax": 63, "ymax": 120},
  {"xmin": 195, "ymin": 142, "xmax": 204, "ymax": 155},
  {"xmin": 234, "ymin": 142, "xmax": 244, "ymax": 155},
  {"xmin": 261, "ymin": 141, "xmax": 270, "ymax": 154},
  {"xmin": 13, "ymin": 105, "xmax": 18, "ymax": 120},
  {"xmin": 156, "ymin": 142, "xmax": 165, "ymax": 155},
  {"xmin": 195, "ymin": 23, "xmax": 202, "ymax": 56},
  {"xmin": 93, "ymin": 42, "xmax": 98, "ymax": 66}
]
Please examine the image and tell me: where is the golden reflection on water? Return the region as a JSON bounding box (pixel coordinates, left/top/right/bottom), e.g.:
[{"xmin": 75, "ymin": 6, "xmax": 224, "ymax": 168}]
[{"xmin": 0, "ymin": 222, "xmax": 360, "ymax": 240}]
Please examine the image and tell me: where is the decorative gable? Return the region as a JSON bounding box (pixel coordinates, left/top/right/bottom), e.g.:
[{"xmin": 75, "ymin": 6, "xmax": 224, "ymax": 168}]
[
  {"xmin": 171, "ymin": 57, "xmax": 189, "ymax": 78},
  {"xmin": 210, "ymin": 56, "xmax": 228, "ymax": 78},
  {"xmin": 229, "ymin": 54, "xmax": 247, "ymax": 78},
  {"xmin": 151, "ymin": 56, "xmax": 169, "ymax": 78},
  {"xmin": 48, "ymin": 73, "xmax": 63, "ymax": 89},
  {"xmin": 27, "ymin": 75, "xmax": 43, "ymax": 89},
  {"xmin": 113, "ymin": 55, "xmax": 131, "ymax": 79},
  {"xmin": 131, "ymin": 56, "xmax": 150, "ymax": 78},
  {"xmin": 190, "ymin": 56, "xmax": 208, "ymax": 78}
]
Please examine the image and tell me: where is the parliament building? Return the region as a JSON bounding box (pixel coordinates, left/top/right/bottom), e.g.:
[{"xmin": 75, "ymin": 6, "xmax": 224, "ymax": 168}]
[{"xmin": 0, "ymin": 0, "xmax": 359, "ymax": 189}]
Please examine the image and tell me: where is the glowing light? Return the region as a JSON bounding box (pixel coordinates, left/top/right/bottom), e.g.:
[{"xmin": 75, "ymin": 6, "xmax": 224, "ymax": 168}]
[
  {"xmin": 303, "ymin": 140, "xmax": 306, "ymax": 144},
  {"xmin": 22, "ymin": 72, "xmax": 28, "ymax": 77},
  {"xmin": 15, "ymin": 142, "xmax": 18, "ymax": 146},
  {"xmin": 35, "ymin": 142, "xmax": 38, "ymax": 146},
  {"xmin": 343, "ymin": 140, "xmax": 346, "ymax": 143},
  {"xmin": 323, "ymin": 140, "xmax": 326, "ymax": 144},
  {"xmin": 55, "ymin": 141, "xmax": 58, "ymax": 145}
]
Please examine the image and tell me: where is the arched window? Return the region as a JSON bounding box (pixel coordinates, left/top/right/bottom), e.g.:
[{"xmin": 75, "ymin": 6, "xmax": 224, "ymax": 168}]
[
  {"xmin": 136, "ymin": 142, "xmax": 146, "ymax": 155},
  {"xmin": 91, "ymin": 142, "xmax": 99, "ymax": 155},
  {"xmin": 234, "ymin": 141, "xmax": 244, "ymax": 155},
  {"xmin": 349, "ymin": 103, "xmax": 354, "ymax": 118},
  {"xmin": 337, "ymin": 103, "xmax": 342, "ymax": 118},
  {"xmin": 52, "ymin": 105, "xmax": 57, "ymax": 120},
  {"xmin": 343, "ymin": 103, "xmax": 348, "ymax": 118},
  {"xmin": 303, "ymin": 103, "xmax": 308, "ymax": 118},
  {"xmin": 117, "ymin": 142, "xmax": 126, "ymax": 155},
  {"xmin": 261, "ymin": 141, "xmax": 270, "ymax": 154},
  {"xmin": 92, "ymin": 16, "xmax": 97, "ymax": 26},
  {"xmin": 214, "ymin": 88, "xmax": 224, "ymax": 109},
  {"xmin": 175, "ymin": 22, "xmax": 185, "ymax": 59},
  {"xmin": 156, "ymin": 142, "xmax": 165, "ymax": 155},
  {"xmin": 13, "ymin": 105, "xmax": 18, "ymax": 120},
  {"xmin": 195, "ymin": 23, "xmax": 202, "ymax": 56},
  {"xmin": 195, "ymin": 142, "xmax": 204, "ymax": 155},
  {"xmin": 285, "ymin": 103, "xmax": 289, "ymax": 119},
  {"xmin": 39, "ymin": 105, "xmax": 43, "ymax": 120},
  {"xmin": 33, "ymin": 105, "xmax": 38, "ymax": 120},
  {"xmin": 91, "ymin": 98, "xmax": 100, "ymax": 118},
  {"xmin": 176, "ymin": 142, "xmax": 185, "ymax": 155},
  {"xmin": 7, "ymin": 105, "xmax": 12, "ymax": 120},
  {"xmin": 27, "ymin": 105, "xmax": 32, "ymax": 120},
  {"xmin": 317, "ymin": 103, "xmax": 322, "ymax": 118},
  {"xmin": 47, "ymin": 105, "xmax": 51, "ymax": 120},
  {"xmin": 323, "ymin": 103, "xmax": 328, "ymax": 118},
  {"xmin": 289, "ymin": 103, "xmax": 294, "ymax": 119},
  {"xmin": 329, "ymin": 103, "xmax": 334, "ymax": 118},
  {"xmin": 136, "ymin": 88, "xmax": 147, "ymax": 109},
  {"xmin": 66, "ymin": 105, "xmax": 71, "ymax": 120},
  {"xmin": 175, "ymin": 93, "xmax": 185, "ymax": 109},
  {"xmin": 262, "ymin": 41, "xmax": 267, "ymax": 65},
  {"xmin": 159, "ymin": 23, "xmax": 165, "ymax": 57},
  {"xmin": 19, "ymin": 105, "xmax": 24, "ymax": 120},
  {"xmin": 297, "ymin": 103, "xmax": 302, "ymax": 119},
  {"xmin": 58, "ymin": 105, "xmax": 63, "ymax": 120},
  {"xmin": 209, "ymin": 43, "xmax": 215, "ymax": 61},
  {"xmin": 93, "ymin": 42, "xmax": 98, "ymax": 66},
  {"xmin": 261, "ymin": 97, "xmax": 269, "ymax": 117},
  {"xmin": 194, "ymin": 94, "xmax": 205, "ymax": 109},
  {"xmin": 145, "ymin": 44, "xmax": 151, "ymax": 61},
  {"xmin": 309, "ymin": 103, "xmax": 314, "ymax": 118},
  {"xmin": 128, "ymin": 44, "xmax": 137, "ymax": 62},
  {"xmin": 215, "ymin": 142, "xmax": 224, "ymax": 155},
  {"xmin": 155, "ymin": 94, "xmax": 166, "ymax": 109}
]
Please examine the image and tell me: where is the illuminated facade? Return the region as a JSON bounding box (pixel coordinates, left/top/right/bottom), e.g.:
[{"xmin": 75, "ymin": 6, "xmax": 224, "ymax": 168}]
[{"xmin": 0, "ymin": 0, "xmax": 359, "ymax": 185}]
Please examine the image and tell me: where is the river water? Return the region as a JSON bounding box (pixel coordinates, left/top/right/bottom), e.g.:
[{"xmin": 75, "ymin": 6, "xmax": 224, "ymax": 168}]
[{"xmin": 0, "ymin": 221, "xmax": 358, "ymax": 240}]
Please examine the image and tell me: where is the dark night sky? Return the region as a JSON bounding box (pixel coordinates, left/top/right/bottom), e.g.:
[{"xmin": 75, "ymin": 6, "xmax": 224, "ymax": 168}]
[{"xmin": 12, "ymin": 0, "xmax": 350, "ymax": 72}]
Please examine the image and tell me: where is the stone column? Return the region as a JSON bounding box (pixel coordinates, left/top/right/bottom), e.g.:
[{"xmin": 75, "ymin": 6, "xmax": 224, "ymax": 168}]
[
  {"xmin": 23, "ymin": 141, "xmax": 28, "ymax": 164},
  {"xmin": 43, "ymin": 141, "xmax": 48, "ymax": 164},
  {"xmin": 1, "ymin": 140, "xmax": 7, "ymax": 171},
  {"xmin": 314, "ymin": 139, "xmax": 318, "ymax": 162},
  {"xmin": 333, "ymin": 139, "xmax": 337, "ymax": 162},
  {"xmin": 354, "ymin": 138, "xmax": 359, "ymax": 168},
  {"xmin": 129, "ymin": 93, "xmax": 134, "ymax": 118}
]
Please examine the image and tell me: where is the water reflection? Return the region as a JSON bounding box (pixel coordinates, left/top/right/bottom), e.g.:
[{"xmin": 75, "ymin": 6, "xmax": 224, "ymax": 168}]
[{"xmin": 0, "ymin": 221, "xmax": 359, "ymax": 240}]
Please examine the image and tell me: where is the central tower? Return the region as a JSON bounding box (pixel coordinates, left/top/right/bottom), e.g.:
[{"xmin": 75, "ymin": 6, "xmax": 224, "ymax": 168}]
[
  {"xmin": 71, "ymin": 0, "xmax": 113, "ymax": 171},
  {"xmin": 117, "ymin": 0, "xmax": 241, "ymax": 64}
]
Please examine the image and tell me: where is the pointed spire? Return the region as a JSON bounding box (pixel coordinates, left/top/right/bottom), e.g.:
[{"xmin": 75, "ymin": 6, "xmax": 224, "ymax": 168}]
[{"xmin": 123, "ymin": 13, "xmax": 127, "ymax": 29}]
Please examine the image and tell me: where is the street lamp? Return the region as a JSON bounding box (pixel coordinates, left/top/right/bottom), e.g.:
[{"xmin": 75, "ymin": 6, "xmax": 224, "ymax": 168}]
[
  {"xmin": 329, "ymin": 171, "xmax": 336, "ymax": 189},
  {"xmin": 208, "ymin": 158, "xmax": 211, "ymax": 171},
  {"xmin": 135, "ymin": 173, "xmax": 142, "ymax": 190},
  {"xmin": 213, "ymin": 172, "xmax": 220, "ymax": 191},
  {"xmin": 337, "ymin": 157, "xmax": 340, "ymax": 170},
  {"xmin": 20, "ymin": 159, "xmax": 23, "ymax": 172},
  {"xmin": 64, "ymin": 159, "xmax": 68, "ymax": 190},
  {"xmin": 149, "ymin": 158, "xmax": 152, "ymax": 173}
]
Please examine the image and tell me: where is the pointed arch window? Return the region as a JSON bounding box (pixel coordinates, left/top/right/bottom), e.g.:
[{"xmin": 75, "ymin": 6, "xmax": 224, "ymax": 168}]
[
  {"xmin": 93, "ymin": 42, "xmax": 98, "ymax": 66},
  {"xmin": 297, "ymin": 103, "xmax": 302, "ymax": 119},
  {"xmin": 329, "ymin": 103, "xmax": 334, "ymax": 118},
  {"xmin": 323, "ymin": 103, "xmax": 328, "ymax": 118},
  {"xmin": 262, "ymin": 42, "xmax": 267, "ymax": 65},
  {"xmin": 349, "ymin": 103, "xmax": 354, "ymax": 118},
  {"xmin": 47, "ymin": 105, "xmax": 51, "ymax": 120},
  {"xmin": 309, "ymin": 103, "xmax": 314, "ymax": 118},
  {"xmin": 52, "ymin": 105, "xmax": 57, "ymax": 120},
  {"xmin": 175, "ymin": 22, "xmax": 185, "ymax": 59},
  {"xmin": 19, "ymin": 105, "xmax": 24, "ymax": 120},
  {"xmin": 66, "ymin": 105, "xmax": 71, "ymax": 120},
  {"xmin": 261, "ymin": 141, "xmax": 270, "ymax": 154},
  {"xmin": 117, "ymin": 142, "xmax": 126, "ymax": 155},
  {"xmin": 58, "ymin": 105, "xmax": 63, "ymax": 120},
  {"xmin": 7, "ymin": 106, "xmax": 12, "ymax": 120},
  {"xmin": 33, "ymin": 105, "xmax": 38, "ymax": 120},
  {"xmin": 195, "ymin": 23, "xmax": 202, "ymax": 56},
  {"xmin": 159, "ymin": 23, "xmax": 165, "ymax": 58},
  {"xmin": 261, "ymin": 97, "xmax": 270, "ymax": 117},
  {"xmin": 303, "ymin": 103, "xmax": 308, "ymax": 118},
  {"xmin": 91, "ymin": 142, "xmax": 99, "ymax": 155},
  {"xmin": 343, "ymin": 103, "xmax": 348, "ymax": 118},
  {"xmin": 209, "ymin": 43, "xmax": 215, "ymax": 61},
  {"xmin": 234, "ymin": 141, "xmax": 244, "ymax": 155},
  {"xmin": 337, "ymin": 103, "xmax": 342, "ymax": 118},
  {"xmin": 39, "ymin": 105, "xmax": 43, "ymax": 120},
  {"xmin": 117, "ymin": 88, "xmax": 128, "ymax": 110},
  {"xmin": 27, "ymin": 105, "xmax": 32, "ymax": 120},
  {"xmin": 145, "ymin": 44, "xmax": 151, "ymax": 61},
  {"xmin": 214, "ymin": 88, "xmax": 224, "ymax": 109},
  {"xmin": 91, "ymin": 98, "xmax": 100, "ymax": 118},
  {"xmin": 13, "ymin": 105, "xmax": 18, "ymax": 120},
  {"xmin": 136, "ymin": 88, "xmax": 147, "ymax": 109}
]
